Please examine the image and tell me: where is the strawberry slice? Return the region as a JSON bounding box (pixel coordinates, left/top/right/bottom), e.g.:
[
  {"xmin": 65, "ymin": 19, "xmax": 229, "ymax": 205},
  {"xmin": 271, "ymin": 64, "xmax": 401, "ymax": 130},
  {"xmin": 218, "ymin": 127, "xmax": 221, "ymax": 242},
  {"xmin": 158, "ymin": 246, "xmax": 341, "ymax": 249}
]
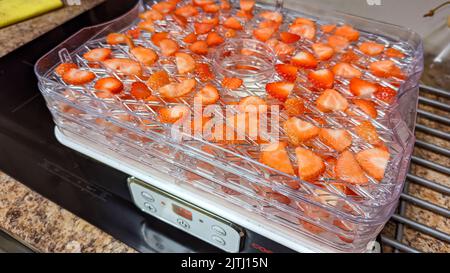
[
  {"xmin": 175, "ymin": 4, "xmax": 198, "ymax": 17},
  {"xmin": 335, "ymin": 25, "xmax": 360, "ymax": 42},
  {"xmin": 159, "ymin": 105, "xmax": 191, "ymax": 124},
  {"xmin": 291, "ymin": 51, "xmax": 318, "ymax": 69},
  {"xmin": 259, "ymin": 11, "xmax": 283, "ymax": 23},
  {"xmin": 260, "ymin": 142, "xmax": 295, "ymax": 175},
  {"xmin": 139, "ymin": 9, "xmax": 164, "ymax": 21},
  {"xmin": 292, "ymin": 18, "xmax": 315, "ymax": 27},
  {"xmin": 327, "ymin": 35, "xmax": 349, "ymax": 53},
  {"xmin": 55, "ymin": 63, "xmax": 78, "ymax": 76},
  {"xmin": 332, "ymin": 63, "xmax": 362, "ymax": 79},
  {"xmin": 312, "ymin": 43, "xmax": 334, "ymax": 61},
  {"xmin": 130, "ymin": 46, "xmax": 158, "ymax": 66},
  {"xmin": 137, "ymin": 20, "xmax": 155, "ymax": 33},
  {"xmin": 195, "ymin": 63, "xmax": 214, "ymax": 82},
  {"xmin": 103, "ymin": 58, "xmax": 142, "ymax": 77},
  {"xmin": 83, "ymin": 48, "xmax": 112, "ymax": 62},
  {"xmin": 295, "ymin": 147, "xmax": 325, "ymax": 181},
  {"xmin": 280, "ymin": 32, "xmax": 301, "ymax": 44},
  {"xmin": 151, "ymin": 32, "xmax": 169, "ymax": 46},
  {"xmin": 106, "ymin": 33, "xmax": 134, "ymax": 48},
  {"xmin": 130, "ymin": 81, "xmax": 152, "ymax": 99},
  {"xmin": 284, "ymin": 98, "xmax": 305, "ymax": 116},
  {"xmin": 352, "ymin": 99, "xmax": 378, "ymax": 118},
  {"xmin": 336, "ymin": 150, "xmax": 368, "ymax": 184},
  {"xmin": 238, "ymin": 96, "xmax": 268, "ymax": 113},
  {"xmin": 275, "ymin": 63, "xmax": 298, "ymax": 82},
  {"xmin": 189, "ymin": 40, "xmax": 209, "ymax": 55},
  {"xmin": 349, "ymin": 78, "xmax": 377, "ymax": 97},
  {"xmin": 354, "ymin": 121, "xmax": 380, "ymax": 145},
  {"xmin": 222, "ymin": 77, "xmax": 243, "ymax": 90},
  {"xmin": 308, "ymin": 69, "xmax": 334, "ymax": 89},
  {"xmin": 94, "ymin": 77, "xmax": 123, "ymax": 94},
  {"xmin": 194, "ymin": 84, "xmax": 220, "ymax": 105},
  {"xmin": 321, "ymin": 24, "xmax": 336, "ymax": 33},
  {"xmin": 385, "ymin": 47, "xmax": 405, "ymax": 59},
  {"xmin": 146, "ymin": 70, "xmax": 170, "ymax": 90},
  {"xmin": 203, "ymin": 4, "xmax": 220, "ymax": 13},
  {"xmin": 316, "ymin": 89, "xmax": 348, "ymax": 112},
  {"xmin": 374, "ymin": 85, "xmax": 396, "ymax": 104},
  {"xmin": 206, "ymin": 32, "xmax": 224, "ymax": 47},
  {"xmin": 175, "ymin": 52, "xmax": 196, "ymax": 74},
  {"xmin": 359, "ymin": 41, "xmax": 385, "ymax": 56},
  {"xmin": 152, "ymin": 1, "xmax": 176, "ymax": 14},
  {"xmin": 194, "ymin": 22, "xmax": 215, "ymax": 35},
  {"xmin": 172, "ymin": 14, "xmax": 188, "ymax": 28},
  {"xmin": 220, "ymin": 0, "xmax": 231, "ymax": 10},
  {"xmin": 288, "ymin": 24, "xmax": 316, "ymax": 40},
  {"xmin": 340, "ymin": 50, "xmax": 360, "ymax": 64},
  {"xmin": 253, "ymin": 27, "xmax": 276, "ymax": 42},
  {"xmin": 159, "ymin": 39, "xmax": 179, "ymax": 56},
  {"xmin": 240, "ymin": 0, "xmax": 255, "ymax": 12},
  {"xmin": 183, "ymin": 33, "xmax": 197, "ymax": 44},
  {"xmin": 159, "ymin": 78, "xmax": 197, "ymax": 99},
  {"xmin": 369, "ymin": 60, "xmax": 404, "ymax": 78},
  {"xmin": 266, "ymin": 81, "xmax": 294, "ymax": 101},
  {"xmin": 62, "ymin": 68, "xmax": 96, "ymax": 85},
  {"xmin": 193, "ymin": 0, "xmax": 215, "ymax": 6},
  {"xmin": 356, "ymin": 148, "xmax": 390, "ymax": 181},
  {"xmin": 223, "ymin": 17, "xmax": 243, "ymax": 30},
  {"xmin": 126, "ymin": 29, "xmax": 141, "ymax": 39},
  {"xmin": 284, "ymin": 117, "xmax": 319, "ymax": 146},
  {"xmin": 318, "ymin": 128, "xmax": 352, "ymax": 152}
]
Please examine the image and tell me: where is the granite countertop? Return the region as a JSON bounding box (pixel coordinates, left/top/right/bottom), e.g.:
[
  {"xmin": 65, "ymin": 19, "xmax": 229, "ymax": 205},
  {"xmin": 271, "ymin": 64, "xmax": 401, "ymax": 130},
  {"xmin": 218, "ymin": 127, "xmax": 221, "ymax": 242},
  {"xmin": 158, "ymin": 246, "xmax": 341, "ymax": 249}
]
[{"xmin": 0, "ymin": 1, "xmax": 448, "ymax": 253}]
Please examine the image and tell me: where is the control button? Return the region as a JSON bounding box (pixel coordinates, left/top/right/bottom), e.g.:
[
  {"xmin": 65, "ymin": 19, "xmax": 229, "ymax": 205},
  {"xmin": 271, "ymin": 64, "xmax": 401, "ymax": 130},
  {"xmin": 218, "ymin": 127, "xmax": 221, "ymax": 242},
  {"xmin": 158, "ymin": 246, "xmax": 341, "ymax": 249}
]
[
  {"xmin": 144, "ymin": 202, "xmax": 157, "ymax": 213},
  {"xmin": 211, "ymin": 225, "xmax": 226, "ymax": 236},
  {"xmin": 177, "ymin": 218, "xmax": 190, "ymax": 229},
  {"xmin": 211, "ymin": 235, "xmax": 226, "ymax": 246},
  {"xmin": 141, "ymin": 191, "xmax": 154, "ymax": 202}
]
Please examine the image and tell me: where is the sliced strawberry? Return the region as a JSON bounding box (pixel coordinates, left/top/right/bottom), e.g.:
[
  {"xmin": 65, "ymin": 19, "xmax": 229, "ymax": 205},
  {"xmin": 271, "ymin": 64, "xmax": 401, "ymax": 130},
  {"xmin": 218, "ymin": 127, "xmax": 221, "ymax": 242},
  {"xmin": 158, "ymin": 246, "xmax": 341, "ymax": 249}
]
[
  {"xmin": 280, "ymin": 32, "xmax": 301, "ymax": 44},
  {"xmin": 183, "ymin": 33, "xmax": 197, "ymax": 44},
  {"xmin": 316, "ymin": 89, "xmax": 348, "ymax": 112},
  {"xmin": 275, "ymin": 63, "xmax": 298, "ymax": 82},
  {"xmin": 224, "ymin": 29, "xmax": 237, "ymax": 38},
  {"xmin": 175, "ymin": 52, "xmax": 196, "ymax": 74},
  {"xmin": 295, "ymin": 147, "xmax": 325, "ymax": 181},
  {"xmin": 319, "ymin": 128, "xmax": 352, "ymax": 152},
  {"xmin": 291, "ymin": 51, "xmax": 318, "ymax": 69},
  {"xmin": 335, "ymin": 25, "xmax": 360, "ymax": 42},
  {"xmin": 126, "ymin": 29, "xmax": 141, "ymax": 39},
  {"xmin": 238, "ymin": 96, "xmax": 268, "ymax": 113},
  {"xmin": 374, "ymin": 85, "xmax": 396, "ymax": 104},
  {"xmin": 139, "ymin": 9, "xmax": 164, "ymax": 21},
  {"xmin": 130, "ymin": 46, "xmax": 158, "ymax": 66},
  {"xmin": 327, "ymin": 35, "xmax": 349, "ymax": 53},
  {"xmin": 240, "ymin": 0, "xmax": 255, "ymax": 12},
  {"xmin": 354, "ymin": 121, "xmax": 380, "ymax": 145},
  {"xmin": 308, "ymin": 69, "xmax": 334, "ymax": 89},
  {"xmin": 259, "ymin": 11, "xmax": 283, "ymax": 23},
  {"xmin": 203, "ymin": 4, "xmax": 220, "ymax": 13},
  {"xmin": 193, "ymin": 0, "xmax": 215, "ymax": 6},
  {"xmin": 94, "ymin": 77, "xmax": 123, "ymax": 94},
  {"xmin": 194, "ymin": 22, "xmax": 215, "ymax": 35},
  {"xmin": 194, "ymin": 84, "xmax": 220, "ymax": 105},
  {"xmin": 253, "ymin": 27, "xmax": 276, "ymax": 42},
  {"xmin": 151, "ymin": 32, "xmax": 169, "ymax": 46},
  {"xmin": 336, "ymin": 150, "xmax": 368, "ymax": 184},
  {"xmin": 359, "ymin": 41, "xmax": 385, "ymax": 56},
  {"xmin": 159, "ymin": 105, "xmax": 191, "ymax": 124},
  {"xmin": 62, "ymin": 68, "xmax": 95, "ymax": 85},
  {"xmin": 159, "ymin": 78, "xmax": 197, "ymax": 99},
  {"xmin": 175, "ymin": 4, "xmax": 198, "ymax": 17},
  {"xmin": 137, "ymin": 20, "xmax": 155, "ymax": 33},
  {"xmin": 288, "ymin": 24, "xmax": 316, "ymax": 40},
  {"xmin": 172, "ymin": 14, "xmax": 188, "ymax": 27},
  {"xmin": 222, "ymin": 77, "xmax": 243, "ymax": 90},
  {"xmin": 385, "ymin": 47, "xmax": 405, "ymax": 59},
  {"xmin": 103, "ymin": 58, "xmax": 142, "ymax": 77},
  {"xmin": 83, "ymin": 48, "xmax": 112, "ymax": 62},
  {"xmin": 130, "ymin": 81, "xmax": 152, "ymax": 99},
  {"xmin": 369, "ymin": 60, "xmax": 404, "ymax": 78},
  {"xmin": 340, "ymin": 50, "xmax": 360, "ymax": 64},
  {"xmin": 223, "ymin": 17, "xmax": 243, "ymax": 30},
  {"xmin": 312, "ymin": 43, "xmax": 334, "ymax": 61},
  {"xmin": 292, "ymin": 18, "xmax": 315, "ymax": 27},
  {"xmin": 321, "ymin": 24, "xmax": 336, "ymax": 33},
  {"xmin": 189, "ymin": 40, "xmax": 209, "ymax": 55},
  {"xmin": 220, "ymin": 0, "xmax": 231, "ymax": 10},
  {"xmin": 352, "ymin": 99, "xmax": 378, "ymax": 118},
  {"xmin": 55, "ymin": 63, "xmax": 78, "ymax": 76},
  {"xmin": 146, "ymin": 70, "xmax": 170, "ymax": 90},
  {"xmin": 206, "ymin": 32, "xmax": 224, "ymax": 46},
  {"xmin": 106, "ymin": 33, "xmax": 134, "ymax": 48},
  {"xmin": 266, "ymin": 82, "xmax": 294, "ymax": 101},
  {"xmin": 356, "ymin": 148, "xmax": 390, "ymax": 181},
  {"xmin": 284, "ymin": 98, "xmax": 305, "ymax": 116},
  {"xmin": 260, "ymin": 142, "xmax": 295, "ymax": 175},
  {"xmin": 284, "ymin": 117, "xmax": 319, "ymax": 146},
  {"xmin": 332, "ymin": 63, "xmax": 362, "ymax": 79},
  {"xmin": 152, "ymin": 1, "xmax": 176, "ymax": 14},
  {"xmin": 195, "ymin": 63, "xmax": 214, "ymax": 82},
  {"xmin": 349, "ymin": 78, "xmax": 377, "ymax": 97},
  {"xmin": 159, "ymin": 39, "xmax": 179, "ymax": 56}
]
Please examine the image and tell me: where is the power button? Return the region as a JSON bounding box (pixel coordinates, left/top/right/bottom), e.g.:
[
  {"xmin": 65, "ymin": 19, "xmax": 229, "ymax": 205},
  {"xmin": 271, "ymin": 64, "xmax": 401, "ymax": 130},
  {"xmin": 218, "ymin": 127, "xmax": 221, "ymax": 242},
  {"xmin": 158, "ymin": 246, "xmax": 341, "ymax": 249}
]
[{"xmin": 177, "ymin": 218, "xmax": 190, "ymax": 229}]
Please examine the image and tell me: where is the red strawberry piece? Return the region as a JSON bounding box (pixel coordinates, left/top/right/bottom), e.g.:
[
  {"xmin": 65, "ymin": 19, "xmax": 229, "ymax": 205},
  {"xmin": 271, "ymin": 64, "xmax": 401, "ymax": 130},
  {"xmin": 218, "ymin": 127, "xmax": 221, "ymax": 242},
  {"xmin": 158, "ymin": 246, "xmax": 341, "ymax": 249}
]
[
  {"xmin": 238, "ymin": 96, "xmax": 268, "ymax": 113},
  {"xmin": 321, "ymin": 24, "xmax": 336, "ymax": 33},
  {"xmin": 103, "ymin": 58, "xmax": 142, "ymax": 77},
  {"xmin": 139, "ymin": 9, "xmax": 164, "ymax": 21},
  {"xmin": 374, "ymin": 85, "xmax": 396, "ymax": 104},
  {"xmin": 288, "ymin": 23, "xmax": 316, "ymax": 40},
  {"xmin": 146, "ymin": 70, "xmax": 170, "ymax": 90},
  {"xmin": 159, "ymin": 105, "xmax": 191, "ymax": 124},
  {"xmin": 189, "ymin": 40, "xmax": 209, "ymax": 55},
  {"xmin": 312, "ymin": 43, "xmax": 334, "ymax": 61},
  {"xmin": 152, "ymin": 1, "xmax": 176, "ymax": 14},
  {"xmin": 292, "ymin": 18, "xmax": 315, "ymax": 27},
  {"xmin": 308, "ymin": 69, "xmax": 334, "ymax": 89},
  {"xmin": 295, "ymin": 147, "xmax": 326, "ymax": 181},
  {"xmin": 240, "ymin": 0, "xmax": 255, "ymax": 12},
  {"xmin": 352, "ymin": 99, "xmax": 378, "ymax": 118},
  {"xmin": 349, "ymin": 78, "xmax": 378, "ymax": 97},
  {"xmin": 280, "ymin": 32, "xmax": 301, "ymax": 44},
  {"xmin": 130, "ymin": 81, "xmax": 152, "ymax": 99},
  {"xmin": 83, "ymin": 48, "xmax": 112, "ymax": 62},
  {"xmin": 318, "ymin": 128, "xmax": 353, "ymax": 152},
  {"xmin": 159, "ymin": 78, "xmax": 197, "ymax": 99},
  {"xmin": 334, "ymin": 25, "xmax": 360, "ymax": 42},
  {"xmin": 62, "ymin": 68, "xmax": 95, "ymax": 85},
  {"xmin": 260, "ymin": 142, "xmax": 295, "ymax": 175},
  {"xmin": 203, "ymin": 4, "xmax": 220, "ymax": 13},
  {"xmin": 354, "ymin": 121, "xmax": 380, "ymax": 145},
  {"xmin": 195, "ymin": 63, "xmax": 214, "ymax": 82},
  {"xmin": 275, "ymin": 63, "xmax": 298, "ymax": 82},
  {"xmin": 194, "ymin": 84, "xmax": 220, "ymax": 105},
  {"xmin": 151, "ymin": 32, "xmax": 169, "ymax": 46},
  {"xmin": 106, "ymin": 33, "xmax": 135, "ymax": 47},
  {"xmin": 193, "ymin": 0, "xmax": 215, "ymax": 6},
  {"xmin": 369, "ymin": 60, "xmax": 404, "ymax": 78},
  {"xmin": 356, "ymin": 148, "xmax": 390, "ymax": 181},
  {"xmin": 266, "ymin": 81, "xmax": 294, "ymax": 101},
  {"xmin": 220, "ymin": 0, "xmax": 231, "ymax": 10},
  {"xmin": 332, "ymin": 63, "xmax": 362, "ymax": 79},
  {"xmin": 94, "ymin": 77, "xmax": 123, "ymax": 94},
  {"xmin": 385, "ymin": 47, "xmax": 405, "ymax": 58},
  {"xmin": 137, "ymin": 20, "xmax": 155, "ymax": 33},
  {"xmin": 175, "ymin": 4, "xmax": 198, "ymax": 17},
  {"xmin": 126, "ymin": 29, "xmax": 141, "ymax": 39},
  {"xmin": 159, "ymin": 39, "xmax": 179, "ymax": 56},
  {"xmin": 336, "ymin": 150, "xmax": 368, "ymax": 184},
  {"xmin": 183, "ymin": 33, "xmax": 197, "ymax": 44},
  {"xmin": 223, "ymin": 17, "xmax": 243, "ymax": 30},
  {"xmin": 284, "ymin": 97, "xmax": 305, "ymax": 116},
  {"xmin": 206, "ymin": 32, "xmax": 224, "ymax": 47},
  {"xmin": 194, "ymin": 22, "xmax": 215, "ymax": 35},
  {"xmin": 222, "ymin": 77, "xmax": 243, "ymax": 90},
  {"xmin": 55, "ymin": 63, "xmax": 78, "ymax": 76},
  {"xmin": 340, "ymin": 50, "xmax": 360, "ymax": 64},
  {"xmin": 327, "ymin": 35, "xmax": 349, "ymax": 53},
  {"xmin": 291, "ymin": 51, "xmax": 318, "ymax": 69},
  {"xmin": 359, "ymin": 41, "xmax": 385, "ymax": 56},
  {"xmin": 172, "ymin": 14, "xmax": 188, "ymax": 28},
  {"xmin": 284, "ymin": 117, "xmax": 319, "ymax": 146},
  {"xmin": 175, "ymin": 52, "xmax": 196, "ymax": 74},
  {"xmin": 253, "ymin": 27, "xmax": 276, "ymax": 42},
  {"xmin": 316, "ymin": 89, "xmax": 348, "ymax": 112},
  {"xmin": 259, "ymin": 11, "xmax": 283, "ymax": 24},
  {"xmin": 130, "ymin": 46, "xmax": 158, "ymax": 66}
]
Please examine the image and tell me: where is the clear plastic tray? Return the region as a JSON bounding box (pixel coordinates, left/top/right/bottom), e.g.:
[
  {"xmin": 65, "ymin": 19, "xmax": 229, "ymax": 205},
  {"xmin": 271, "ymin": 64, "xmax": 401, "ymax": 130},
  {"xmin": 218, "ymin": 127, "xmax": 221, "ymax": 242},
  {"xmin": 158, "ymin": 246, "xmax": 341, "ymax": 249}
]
[{"xmin": 35, "ymin": 0, "xmax": 423, "ymax": 252}]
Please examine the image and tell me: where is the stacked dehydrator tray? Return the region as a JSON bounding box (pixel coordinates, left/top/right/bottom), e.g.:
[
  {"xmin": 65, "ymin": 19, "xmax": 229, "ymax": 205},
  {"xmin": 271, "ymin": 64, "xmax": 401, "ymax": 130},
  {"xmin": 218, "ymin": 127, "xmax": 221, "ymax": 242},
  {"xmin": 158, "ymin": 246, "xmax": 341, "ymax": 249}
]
[{"xmin": 35, "ymin": 0, "xmax": 424, "ymax": 252}]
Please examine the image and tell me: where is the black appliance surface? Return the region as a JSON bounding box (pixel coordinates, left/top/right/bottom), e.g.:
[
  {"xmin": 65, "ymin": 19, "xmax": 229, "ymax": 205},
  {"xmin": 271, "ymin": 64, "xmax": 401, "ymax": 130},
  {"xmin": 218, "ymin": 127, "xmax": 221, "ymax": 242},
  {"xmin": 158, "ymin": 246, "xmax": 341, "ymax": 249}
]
[{"xmin": 0, "ymin": 0, "xmax": 293, "ymax": 253}]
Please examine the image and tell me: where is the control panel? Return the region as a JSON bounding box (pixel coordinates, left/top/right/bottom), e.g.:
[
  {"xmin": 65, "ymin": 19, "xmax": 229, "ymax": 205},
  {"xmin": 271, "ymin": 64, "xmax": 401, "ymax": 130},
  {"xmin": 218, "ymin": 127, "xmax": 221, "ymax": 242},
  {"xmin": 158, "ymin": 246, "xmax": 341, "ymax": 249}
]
[{"xmin": 128, "ymin": 177, "xmax": 244, "ymax": 253}]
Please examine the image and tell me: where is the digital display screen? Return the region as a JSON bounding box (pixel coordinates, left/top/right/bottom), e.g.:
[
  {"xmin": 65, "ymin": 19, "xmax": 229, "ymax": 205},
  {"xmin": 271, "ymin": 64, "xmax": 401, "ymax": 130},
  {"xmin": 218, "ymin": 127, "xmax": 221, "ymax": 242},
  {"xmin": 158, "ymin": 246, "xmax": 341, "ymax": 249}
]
[{"xmin": 172, "ymin": 204, "xmax": 193, "ymax": 221}]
